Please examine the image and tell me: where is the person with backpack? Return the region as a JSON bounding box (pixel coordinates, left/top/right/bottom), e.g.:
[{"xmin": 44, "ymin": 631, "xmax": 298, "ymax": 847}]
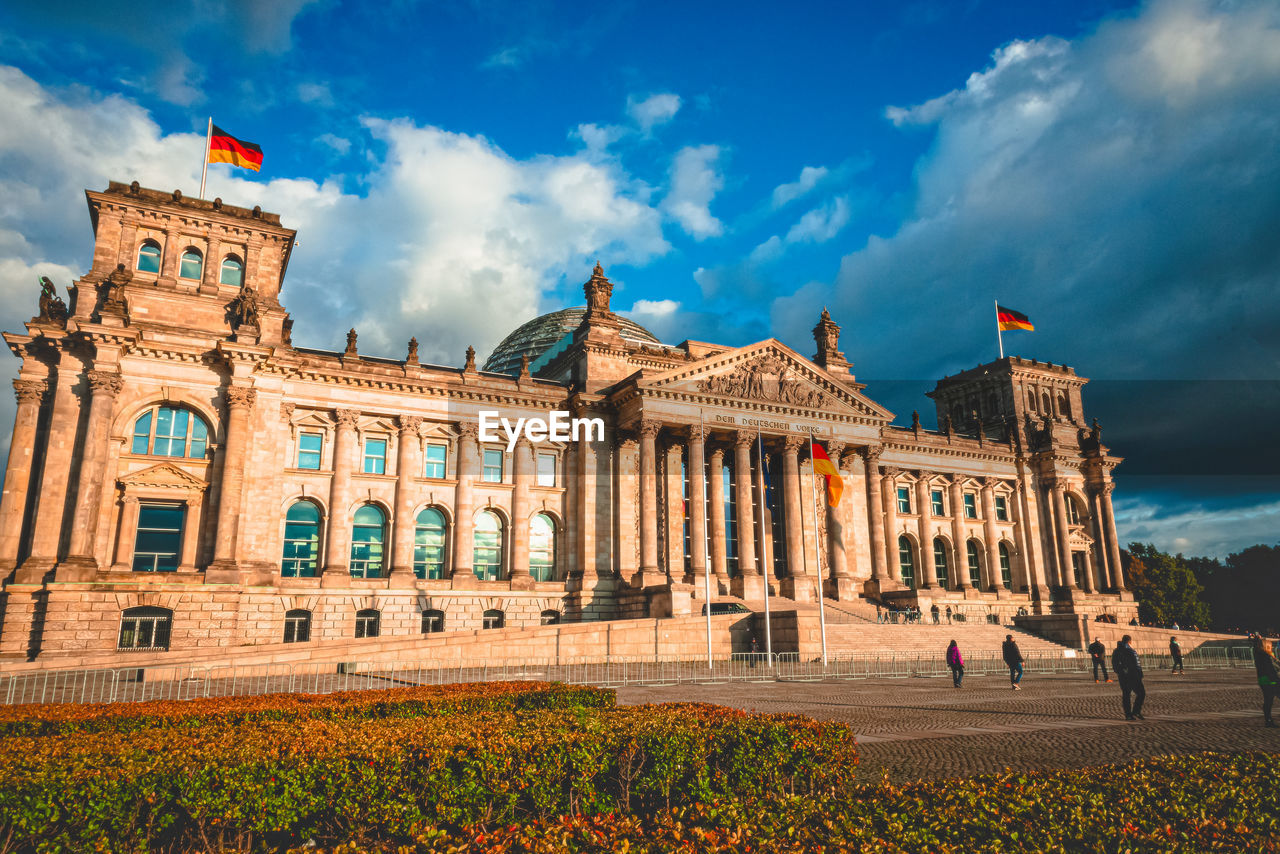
[
  {"xmin": 1088, "ymin": 638, "xmax": 1111, "ymax": 683},
  {"xmin": 1002, "ymin": 634, "xmax": 1024, "ymax": 690},
  {"xmin": 1169, "ymin": 636, "xmax": 1184, "ymax": 674},
  {"xmin": 1112, "ymin": 635, "xmax": 1146, "ymax": 720},
  {"xmin": 946, "ymin": 640, "xmax": 964, "ymax": 688}
]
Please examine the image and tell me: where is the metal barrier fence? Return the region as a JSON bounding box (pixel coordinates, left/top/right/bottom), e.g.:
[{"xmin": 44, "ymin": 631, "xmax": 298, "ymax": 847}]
[{"xmin": 0, "ymin": 644, "xmax": 1256, "ymax": 707}]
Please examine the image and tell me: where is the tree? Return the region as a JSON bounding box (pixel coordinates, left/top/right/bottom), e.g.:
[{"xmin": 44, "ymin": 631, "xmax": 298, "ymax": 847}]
[{"xmin": 1122, "ymin": 543, "xmax": 1211, "ymax": 629}]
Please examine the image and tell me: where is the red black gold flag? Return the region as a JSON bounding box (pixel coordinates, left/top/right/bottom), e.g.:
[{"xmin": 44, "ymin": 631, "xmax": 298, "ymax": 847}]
[
  {"xmin": 810, "ymin": 442, "xmax": 843, "ymax": 507},
  {"xmin": 996, "ymin": 305, "xmax": 1034, "ymax": 331},
  {"xmin": 208, "ymin": 124, "xmax": 264, "ymax": 172}
]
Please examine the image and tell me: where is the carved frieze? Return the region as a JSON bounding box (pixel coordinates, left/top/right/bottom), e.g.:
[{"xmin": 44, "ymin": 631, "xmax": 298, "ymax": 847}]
[{"xmin": 695, "ymin": 355, "xmax": 826, "ymax": 408}]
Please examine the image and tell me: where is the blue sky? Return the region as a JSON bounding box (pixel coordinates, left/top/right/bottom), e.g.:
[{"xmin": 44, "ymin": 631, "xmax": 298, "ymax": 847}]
[{"xmin": 0, "ymin": 0, "xmax": 1277, "ymax": 558}]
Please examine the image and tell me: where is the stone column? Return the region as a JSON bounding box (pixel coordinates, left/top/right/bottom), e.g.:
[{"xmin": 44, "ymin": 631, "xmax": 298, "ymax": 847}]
[
  {"xmin": 0, "ymin": 379, "xmax": 47, "ymax": 574},
  {"xmin": 881, "ymin": 466, "xmax": 901, "ymax": 584},
  {"xmin": 915, "ymin": 476, "xmax": 937, "ymax": 589},
  {"xmin": 1050, "ymin": 481, "xmax": 1076, "ymax": 590},
  {"xmin": 389, "ymin": 415, "xmax": 422, "ymax": 582},
  {"xmin": 178, "ymin": 496, "xmax": 202, "ymax": 571},
  {"xmin": 510, "ymin": 436, "xmax": 533, "ymax": 586},
  {"xmin": 707, "ymin": 446, "xmax": 728, "ymax": 586},
  {"xmin": 112, "ymin": 496, "xmax": 141, "ymax": 569},
  {"xmin": 450, "ymin": 422, "xmax": 479, "ymax": 585},
  {"xmin": 207, "ymin": 386, "xmax": 255, "ymax": 582},
  {"xmin": 200, "ymin": 236, "xmax": 222, "ymax": 295},
  {"xmin": 859, "ymin": 447, "xmax": 888, "ymax": 585},
  {"xmin": 59, "ymin": 370, "xmax": 124, "ymax": 578},
  {"xmin": 18, "ymin": 350, "xmax": 84, "ymax": 582},
  {"xmin": 637, "ymin": 420, "xmax": 661, "ymax": 582},
  {"xmin": 664, "ymin": 440, "xmax": 685, "ymax": 579},
  {"xmin": 1088, "ymin": 488, "xmax": 1108, "ymax": 591},
  {"xmin": 575, "ymin": 421, "xmax": 598, "ymax": 582},
  {"xmin": 732, "ymin": 433, "xmax": 757, "ymax": 575},
  {"xmin": 980, "ymin": 478, "xmax": 1003, "ymax": 595},
  {"xmin": 948, "ymin": 477, "xmax": 968, "ymax": 590},
  {"xmin": 780, "ymin": 435, "xmax": 810, "ymax": 599},
  {"xmin": 321, "ymin": 408, "xmax": 360, "ymax": 583},
  {"xmin": 686, "ymin": 425, "xmax": 708, "ymax": 585},
  {"xmin": 824, "ymin": 443, "xmax": 854, "ymax": 600},
  {"xmin": 1101, "ymin": 483, "xmax": 1126, "ymax": 591},
  {"xmin": 1013, "ymin": 479, "xmax": 1044, "ymax": 597}
]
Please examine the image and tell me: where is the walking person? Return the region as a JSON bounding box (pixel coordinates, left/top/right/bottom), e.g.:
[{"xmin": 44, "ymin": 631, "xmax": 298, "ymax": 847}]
[
  {"xmin": 1170, "ymin": 636, "xmax": 1184, "ymax": 675},
  {"xmin": 1002, "ymin": 634, "xmax": 1024, "ymax": 690},
  {"xmin": 748, "ymin": 635, "xmax": 760, "ymax": 669},
  {"xmin": 946, "ymin": 640, "xmax": 964, "ymax": 688},
  {"xmin": 1089, "ymin": 638, "xmax": 1112, "ymax": 683},
  {"xmin": 945, "ymin": 605, "xmax": 953, "ymax": 624},
  {"xmin": 1251, "ymin": 635, "xmax": 1278, "ymax": 727},
  {"xmin": 1112, "ymin": 635, "xmax": 1146, "ymax": 720},
  {"xmin": 931, "ymin": 603, "xmax": 941, "ymax": 624}
]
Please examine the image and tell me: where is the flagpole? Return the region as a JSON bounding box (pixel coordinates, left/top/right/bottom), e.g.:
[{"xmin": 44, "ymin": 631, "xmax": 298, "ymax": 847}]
[
  {"xmin": 808, "ymin": 432, "xmax": 828, "ymax": 667},
  {"xmin": 700, "ymin": 410, "xmax": 713, "ymax": 670},
  {"xmin": 757, "ymin": 428, "xmax": 773, "ymax": 669},
  {"xmin": 995, "ymin": 299, "xmax": 1004, "ymax": 360},
  {"xmin": 199, "ymin": 117, "xmax": 212, "ymax": 200}
]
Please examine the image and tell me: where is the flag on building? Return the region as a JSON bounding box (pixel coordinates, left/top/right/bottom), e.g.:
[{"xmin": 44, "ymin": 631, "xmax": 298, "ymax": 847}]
[
  {"xmin": 996, "ymin": 305, "xmax": 1034, "ymax": 331},
  {"xmin": 810, "ymin": 442, "xmax": 843, "ymax": 507},
  {"xmin": 758, "ymin": 432, "xmax": 777, "ymax": 510},
  {"xmin": 208, "ymin": 124, "xmax": 264, "ymax": 172}
]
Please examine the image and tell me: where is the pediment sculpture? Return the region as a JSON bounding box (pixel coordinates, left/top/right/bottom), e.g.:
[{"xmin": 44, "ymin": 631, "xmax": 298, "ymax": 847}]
[{"xmin": 696, "ymin": 355, "xmax": 827, "ymax": 408}]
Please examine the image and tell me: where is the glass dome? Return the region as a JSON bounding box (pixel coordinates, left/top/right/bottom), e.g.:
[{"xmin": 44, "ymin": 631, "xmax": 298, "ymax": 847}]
[{"xmin": 482, "ymin": 307, "xmax": 662, "ymax": 375}]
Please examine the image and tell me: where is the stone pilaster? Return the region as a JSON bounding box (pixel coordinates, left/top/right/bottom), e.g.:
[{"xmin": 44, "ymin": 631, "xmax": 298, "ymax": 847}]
[
  {"xmin": 112, "ymin": 496, "xmax": 141, "ymax": 569},
  {"xmin": 981, "ymin": 478, "xmax": 1006, "ymax": 596},
  {"xmin": 575, "ymin": 419, "xmax": 599, "ymax": 582},
  {"xmin": 636, "ymin": 420, "xmax": 662, "ymax": 586},
  {"xmin": 859, "ymin": 447, "xmax": 889, "ymax": 591},
  {"xmin": 179, "ymin": 495, "xmax": 203, "ymax": 571},
  {"xmin": 1101, "ymin": 483, "xmax": 1126, "ymax": 592},
  {"xmin": 510, "ymin": 436, "xmax": 533, "ymax": 587},
  {"xmin": 685, "ymin": 425, "xmax": 708, "ymax": 586},
  {"xmin": 206, "ymin": 386, "xmax": 255, "ymax": 583},
  {"xmin": 1050, "ymin": 481, "xmax": 1076, "ymax": 590},
  {"xmin": 779, "ymin": 435, "xmax": 812, "ymax": 601},
  {"xmin": 914, "ymin": 475, "xmax": 938, "ymax": 589},
  {"xmin": 707, "ymin": 446, "xmax": 728, "ymax": 587},
  {"xmin": 450, "ymin": 422, "xmax": 479, "ymax": 587},
  {"xmin": 0, "ymin": 379, "xmax": 47, "ymax": 575},
  {"xmin": 321, "ymin": 408, "xmax": 360, "ymax": 585},
  {"xmin": 58, "ymin": 370, "xmax": 124, "ymax": 580},
  {"xmin": 389, "ymin": 415, "xmax": 422, "ymax": 583},
  {"xmin": 881, "ymin": 465, "xmax": 901, "ymax": 585},
  {"xmin": 948, "ymin": 477, "xmax": 968, "ymax": 590}
]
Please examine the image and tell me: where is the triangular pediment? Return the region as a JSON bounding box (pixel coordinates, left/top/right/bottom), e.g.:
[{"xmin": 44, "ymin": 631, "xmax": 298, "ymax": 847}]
[
  {"xmin": 118, "ymin": 462, "xmax": 208, "ymax": 491},
  {"xmin": 638, "ymin": 339, "xmax": 893, "ymax": 421}
]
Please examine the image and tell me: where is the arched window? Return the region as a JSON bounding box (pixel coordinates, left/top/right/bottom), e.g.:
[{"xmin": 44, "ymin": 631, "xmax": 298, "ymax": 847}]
[
  {"xmin": 349, "ymin": 505, "xmax": 386, "ymax": 578},
  {"xmin": 1065, "ymin": 496, "xmax": 1083, "ymax": 525},
  {"xmin": 529, "ymin": 513, "xmax": 555, "ymax": 582},
  {"xmin": 966, "ymin": 541, "xmax": 983, "ymax": 588},
  {"xmin": 220, "ymin": 256, "xmax": 244, "ymax": 287},
  {"xmin": 482, "ymin": 609, "xmax": 504, "ymax": 630},
  {"xmin": 998, "ymin": 543, "xmax": 1013, "ymax": 590},
  {"xmin": 1058, "ymin": 394, "xmax": 1072, "ymax": 421},
  {"xmin": 422, "ymin": 609, "xmax": 444, "ymax": 633},
  {"xmin": 131, "ymin": 405, "xmax": 210, "ymax": 458},
  {"xmin": 473, "ymin": 510, "xmax": 503, "ymax": 581},
  {"xmin": 118, "ymin": 606, "xmax": 172, "ymax": 651},
  {"xmin": 179, "ymin": 249, "xmax": 203, "ymax": 280},
  {"xmin": 540, "ymin": 609, "xmax": 561, "ymax": 625},
  {"xmin": 898, "ymin": 536, "xmax": 916, "ymax": 589},
  {"xmin": 413, "ymin": 507, "xmax": 447, "ymax": 579},
  {"xmin": 1027, "ymin": 390, "xmax": 1037, "ymax": 412},
  {"xmin": 283, "ymin": 609, "xmax": 311, "ymax": 643},
  {"xmin": 1041, "ymin": 392, "xmax": 1052, "ymax": 415},
  {"xmin": 354, "ymin": 608, "xmax": 380, "ymax": 638},
  {"xmin": 137, "ymin": 240, "xmax": 162, "ymax": 274},
  {"xmin": 933, "ymin": 538, "xmax": 949, "ymax": 588},
  {"xmin": 282, "ymin": 501, "xmax": 321, "ymax": 577}
]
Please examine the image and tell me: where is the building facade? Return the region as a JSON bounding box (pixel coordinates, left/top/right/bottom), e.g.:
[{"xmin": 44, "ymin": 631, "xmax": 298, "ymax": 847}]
[{"xmin": 0, "ymin": 182, "xmax": 1135, "ymax": 663}]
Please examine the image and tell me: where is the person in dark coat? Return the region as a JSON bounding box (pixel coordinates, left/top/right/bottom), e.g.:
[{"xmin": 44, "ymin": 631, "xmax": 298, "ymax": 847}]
[
  {"xmin": 1251, "ymin": 635, "xmax": 1279, "ymax": 727},
  {"xmin": 946, "ymin": 640, "xmax": 964, "ymax": 688},
  {"xmin": 1002, "ymin": 634, "xmax": 1024, "ymax": 690},
  {"xmin": 1112, "ymin": 635, "xmax": 1145, "ymax": 720},
  {"xmin": 1170, "ymin": 636, "xmax": 1184, "ymax": 675},
  {"xmin": 931, "ymin": 603, "xmax": 941, "ymax": 624},
  {"xmin": 1088, "ymin": 638, "xmax": 1111, "ymax": 683}
]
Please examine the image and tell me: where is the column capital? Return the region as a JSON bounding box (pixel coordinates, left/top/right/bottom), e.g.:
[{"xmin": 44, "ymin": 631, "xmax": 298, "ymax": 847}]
[
  {"xmin": 881, "ymin": 465, "xmax": 901, "ymax": 478},
  {"xmin": 13, "ymin": 378, "xmax": 48, "ymax": 404},
  {"xmin": 398, "ymin": 414, "xmax": 424, "ymax": 435},
  {"xmin": 782, "ymin": 434, "xmax": 806, "ymax": 452},
  {"xmin": 456, "ymin": 421, "xmax": 479, "ymax": 441},
  {"xmin": 121, "ymin": 494, "xmax": 140, "ymax": 506},
  {"xmin": 686, "ymin": 423, "xmax": 706, "ymax": 442},
  {"xmin": 981, "ymin": 476, "xmax": 1002, "ymax": 490},
  {"xmin": 1101, "ymin": 481, "xmax": 1116, "ymax": 496},
  {"xmin": 858, "ymin": 445, "xmax": 883, "ymax": 465},
  {"xmin": 827, "ymin": 441, "xmax": 845, "ymax": 461},
  {"xmin": 638, "ymin": 419, "xmax": 662, "ymax": 440},
  {"xmin": 616, "ymin": 435, "xmax": 638, "ymax": 451},
  {"xmin": 334, "ymin": 408, "xmax": 361, "ymax": 429},
  {"xmin": 708, "ymin": 445, "xmax": 725, "ymax": 462},
  {"xmin": 86, "ymin": 370, "xmax": 124, "ymax": 397},
  {"xmin": 225, "ymin": 386, "xmax": 257, "ymax": 410},
  {"xmin": 279, "ymin": 401, "xmax": 296, "ymax": 422},
  {"xmin": 733, "ymin": 430, "xmax": 755, "ymax": 449}
]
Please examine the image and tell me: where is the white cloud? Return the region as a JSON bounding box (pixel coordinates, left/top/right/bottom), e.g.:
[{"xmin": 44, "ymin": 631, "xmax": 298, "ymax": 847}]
[
  {"xmin": 626, "ymin": 92, "xmax": 682, "ymax": 133},
  {"xmin": 297, "ymin": 81, "xmax": 334, "ymax": 107},
  {"xmin": 572, "ymin": 122, "xmax": 627, "ymax": 156},
  {"xmin": 1115, "ymin": 488, "xmax": 1280, "ymax": 559},
  {"xmin": 771, "ymin": 165, "xmax": 828, "ymax": 208},
  {"xmin": 784, "ymin": 196, "xmax": 851, "ymax": 244},
  {"xmin": 315, "ymin": 132, "xmax": 351, "ymax": 155},
  {"xmin": 482, "ymin": 47, "xmax": 525, "ymax": 69},
  {"xmin": 662, "ymin": 144, "xmax": 724, "ymax": 240}
]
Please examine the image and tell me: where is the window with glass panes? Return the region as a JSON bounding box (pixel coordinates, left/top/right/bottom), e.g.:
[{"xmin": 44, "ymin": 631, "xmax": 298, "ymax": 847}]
[
  {"xmin": 349, "ymin": 505, "xmax": 385, "ymax": 578},
  {"xmin": 933, "ymin": 538, "xmax": 949, "ymax": 588},
  {"xmin": 132, "ymin": 406, "xmax": 209, "ymax": 458},
  {"xmin": 413, "ymin": 507, "xmax": 446, "ymax": 579},
  {"xmin": 931, "ymin": 490, "xmax": 944, "ymax": 516},
  {"xmin": 995, "ymin": 495, "xmax": 1009, "ymax": 521},
  {"xmin": 1066, "ymin": 497, "xmax": 1082, "ymax": 525},
  {"xmin": 473, "ymin": 510, "xmax": 503, "ymax": 580},
  {"xmin": 363, "ymin": 438, "xmax": 387, "ymax": 474},
  {"xmin": 898, "ymin": 536, "xmax": 916, "ymax": 588},
  {"xmin": 963, "ymin": 493, "xmax": 977, "ymax": 519},
  {"xmin": 999, "ymin": 543, "xmax": 1013, "ymax": 589},
  {"xmin": 296, "ymin": 432, "xmax": 322, "ymax": 469},
  {"xmin": 219, "ymin": 256, "xmax": 243, "ymax": 286},
  {"xmin": 536, "ymin": 452, "xmax": 556, "ymax": 486},
  {"xmin": 1071, "ymin": 551, "xmax": 1086, "ymax": 586},
  {"xmin": 136, "ymin": 241, "xmax": 161, "ymax": 273},
  {"xmin": 482, "ymin": 449, "xmax": 504, "ymax": 482},
  {"xmin": 132, "ymin": 504, "xmax": 184, "ymax": 572},
  {"xmin": 283, "ymin": 609, "xmax": 310, "ymax": 643},
  {"xmin": 354, "ymin": 608, "xmax": 380, "ymax": 638},
  {"xmin": 422, "ymin": 609, "xmax": 444, "ymax": 633},
  {"xmin": 540, "ymin": 610, "xmax": 560, "ymax": 625},
  {"xmin": 896, "ymin": 487, "xmax": 912, "ymax": 514},
  {"xmin": 118, "ymin": 607, "xmax": 172, "ymax": 651},
  {"xmin": 967, "ymin": 541, "xmax": 983, "ymax": 587},
  {"xmin": 529, "ymin": 513, "xmax": 555, "ymax": 581},
  {"xmin": 764, "ymin": 454, "xmax": 787, "ymax": 578},
  {"xmin": 482, "ymin": 609, "xmax": 504, "ymax": 629},
  {"xmin": 281, "ymin": 501, "xmax": 321, "ymax": 577},
  {"xmin": 179, "ymin": 249, "xmax": 202, "ymax": 279},
  {"xmin": 423, "ymin": 443, "xmax": 447, "ymax": 478},
  {"xmin": 723, "ymin": 463, "xmax": 738, "ymax": 577}
]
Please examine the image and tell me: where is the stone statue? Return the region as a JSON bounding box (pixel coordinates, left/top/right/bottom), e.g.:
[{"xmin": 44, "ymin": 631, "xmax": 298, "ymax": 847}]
[
  {"xmin": 583, "ymin": 261, "xmax": 613, "ymax": 316},
  {"xmin": 281, "ymin": 316, "xmax": 294, "ymax": 344},
  {"xmin": 98, "ymin": 263, "xmax": 131, "ymax": 317},
  {"xmin": 37, "ymin": 276, "xmax": 69, "ymax": 326},
  {"xmin": 518, "ymin": 353, "xmax": 531, "ymax": 379},
  {"xmin": 344, "ymin": 328, "xmax": 358, "ymax": 356},
  {"xmin": 228, "ymin": 284, "xmax": 261, "ymax": 331},
  {"xmin": 464, "ymin": 345, "xmax": 477, "ymax": 372},
  {"xmin": 406, "ymin": 337, "xmax": 419, "ymax": 364},
  {"xmin": 911, "ymin": 410, "xmax": 921, "ymax": 435}
]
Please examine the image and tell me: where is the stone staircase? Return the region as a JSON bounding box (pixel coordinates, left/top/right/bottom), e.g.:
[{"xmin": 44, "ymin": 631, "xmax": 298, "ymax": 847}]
[{"xmin": 819, "ymin": 622, "xmax": 1075, "ymax": 657}]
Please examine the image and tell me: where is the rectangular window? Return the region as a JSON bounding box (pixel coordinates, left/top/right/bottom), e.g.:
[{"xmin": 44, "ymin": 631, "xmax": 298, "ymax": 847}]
[
  {"xmin": 482, "ymin": 449, "xmax": 504, "ymax": 483},
  {"xmin": 297, "ymin": 432, "xmax": 322, "ymax": 470},
  {"xmin": 896, "ymin": 487, "xmax": 912, "ymax": 514},
  {"xmin": 423, "ymin": 443, "xmax": 447, "ymax": 479},
  {"xmin": 283, "ymin": 614, "xmax": 310, "ymax": 643},
  {"xmin": 963, "ymin": 493, "xmax": 978, "ymax": 519},
  {"xmin": 930, "ymin": 490, "xmax": 944, "ymax": 516},
  {"xmin": 536, "ymin": 452, "xmax": 556, "ymax": 487},
  {"xmin": 363, "ymin": 438, "xmax": 387, "ymax": 474},
  {"xmin": 132, "ymin": 503, "xmax": 184, "ymax": 572},
  {"xmin": 995, "ymin": 495, "xmax": 1009, "ymax": 521}
]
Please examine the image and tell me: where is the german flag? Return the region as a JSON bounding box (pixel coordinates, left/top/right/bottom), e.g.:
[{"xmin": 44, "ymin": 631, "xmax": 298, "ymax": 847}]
[
  {"xmin": 810, "ymin": 442, "xmax": 843, "ymax": 508},
  {"xmin": 208, "ymin": 124, "xmax": 263, "ymax": 172},
  {"xmin": 997, "ymin": 305, "xmax": 1034, "ymax": 331}
]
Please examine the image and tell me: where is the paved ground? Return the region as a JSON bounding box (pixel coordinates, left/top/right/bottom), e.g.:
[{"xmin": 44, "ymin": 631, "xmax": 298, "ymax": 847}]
[{"xmin": 616, "ymin": 669, "xmax": 1280, "ymax": 782}]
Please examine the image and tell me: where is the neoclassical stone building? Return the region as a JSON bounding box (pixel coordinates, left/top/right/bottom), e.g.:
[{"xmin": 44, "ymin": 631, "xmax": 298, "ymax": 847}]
[{"xmin": 0, "ymin": 182, "xmax": 1134, "ymax": 663}]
